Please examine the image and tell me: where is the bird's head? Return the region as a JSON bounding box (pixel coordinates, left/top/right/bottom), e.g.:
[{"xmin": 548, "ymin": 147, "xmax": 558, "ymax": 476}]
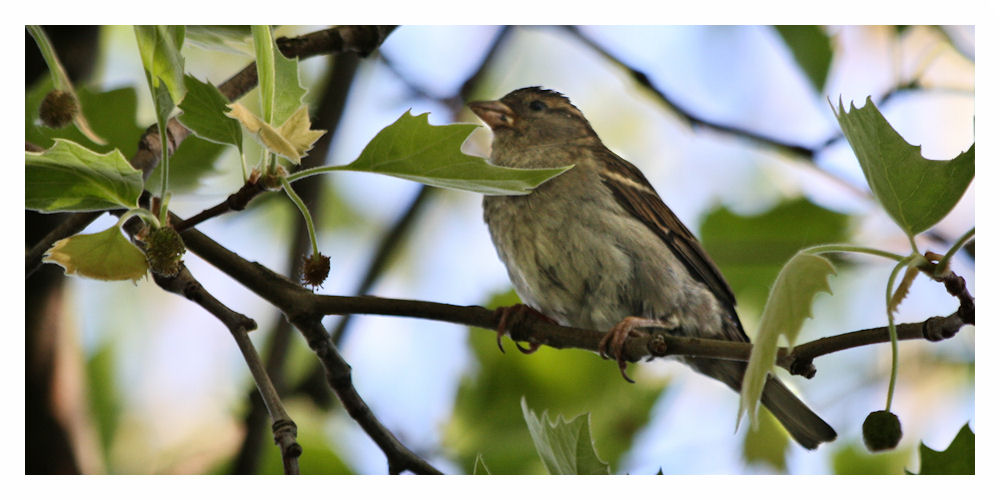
[{"xmin": 469, "ymin": 87, "xmax": 598, "ymax": 153}]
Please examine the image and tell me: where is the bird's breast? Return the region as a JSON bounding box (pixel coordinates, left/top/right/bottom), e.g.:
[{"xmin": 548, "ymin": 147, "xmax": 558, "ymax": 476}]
[{"xmin": 483, "ymin": 174, "xmax": 727, "ymax": 337}]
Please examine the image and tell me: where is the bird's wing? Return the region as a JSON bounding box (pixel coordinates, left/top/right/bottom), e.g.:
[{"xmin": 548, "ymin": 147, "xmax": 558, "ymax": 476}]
[{"xmin": 596, "ymin": 148, "xmax": 740, "ymax": 315}]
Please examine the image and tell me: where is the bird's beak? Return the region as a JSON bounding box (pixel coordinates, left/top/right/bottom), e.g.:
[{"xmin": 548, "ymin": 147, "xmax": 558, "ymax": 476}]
[{"xmin": 468, "ymin": 100, "xmax": 515, "ymax": 130}]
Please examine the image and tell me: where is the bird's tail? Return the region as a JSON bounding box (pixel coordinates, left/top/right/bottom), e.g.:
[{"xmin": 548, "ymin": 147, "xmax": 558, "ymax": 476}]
[{"xmin": 687, "ymin": 358, "xmax": 837, "ymax": 449}]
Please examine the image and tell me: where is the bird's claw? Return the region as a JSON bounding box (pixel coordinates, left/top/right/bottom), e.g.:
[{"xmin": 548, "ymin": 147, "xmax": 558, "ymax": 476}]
[
  {"xmin": 494, "ymin": 304, "xmax": 551, "ymax": 354},
  {"xmin": 600, "ymin": 316, "xmax": 673, "ymax": 384},
  {"xmin": 598, "ymin": 321, "xmax": 636, "ymax": 383},
  {"xmin": 515, "ymin": 342, "xmax": 541, "ymax": 354}
]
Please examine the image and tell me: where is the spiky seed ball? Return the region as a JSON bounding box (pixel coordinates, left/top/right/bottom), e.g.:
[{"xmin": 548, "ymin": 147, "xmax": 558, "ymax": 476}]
[
  {"xmin": 39, "ymin": 89, "xmax": 79, "ymax": 129},
  {"xmin": 301, "ymin": 252, "xmax": 331, "ymax": 289},
  {"xmin": 145, "ymin": 226, "xmax": 186, "ymax": 277}
]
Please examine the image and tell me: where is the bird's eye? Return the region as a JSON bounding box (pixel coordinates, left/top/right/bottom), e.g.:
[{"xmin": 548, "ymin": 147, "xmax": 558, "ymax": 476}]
[{"xmin": 528, "ymin": 100, "xmax": 547, "ymax": 111}]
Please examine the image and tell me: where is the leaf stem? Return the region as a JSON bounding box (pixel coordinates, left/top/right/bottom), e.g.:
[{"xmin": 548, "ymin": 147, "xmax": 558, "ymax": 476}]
[
  {"xmin": 883, "ymin": 256, "xmax": 915, "ymax": 411},
  {"xmin": 156, "ymin": 116, "xmax": 170, "ymax": 212},
  {"xmin": 26, "ymin": 26, "xmax": 72, "ymax": 91},
  {"xmin": 119, "ymin": 208, "xmax": 161, "ymax": 230},
  {"xmin": 158, "ymin": 192, "xmax": 172, "ymax": 225},
  {"xmin": 935, "ymin": 227, "xmax": 975, "ymax": 276},
  {"xmin": 804, "ymin": 243, "xmax": 906, "ymax": 262},
  {"xmin": 252, "ymin": 25, "xmax": 275, "ymax": 125},
  {"xmin": 239, "ymin": 148, "xmax": 249, "ymax": 182},
  {"xmin": 284, "ymin": 164, "xmax": 344, "ymax": 183},
  {"xmin": 280, "ymin": 175, "xmax": 320, "ymax": 256},
  {"xmin": 908, "ymin": 235, "xmax": 921, "ymax": 256}
]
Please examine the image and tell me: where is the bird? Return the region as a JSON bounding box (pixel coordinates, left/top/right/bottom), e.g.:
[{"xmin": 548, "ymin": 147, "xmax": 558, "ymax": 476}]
[{"xmin": 468, "ymin": 87, "xmax": 836, "ymax": 449}]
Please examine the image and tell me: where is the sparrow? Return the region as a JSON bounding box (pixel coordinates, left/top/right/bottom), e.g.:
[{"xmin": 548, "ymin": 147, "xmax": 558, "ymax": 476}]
[{"xmin": 468, "ymin": 87, "xmax": 836, "ymax": 449}]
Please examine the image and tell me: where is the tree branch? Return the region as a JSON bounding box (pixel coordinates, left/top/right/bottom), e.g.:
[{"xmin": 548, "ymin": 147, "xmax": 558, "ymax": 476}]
[
  {"xmin": 777, "ymin": 312, "xmax": 967, "ymax": 377},
  {"xmin": 151, "ymin": 265, "xmax": 301, "ymax": 474},
  {"xmin": 178, "ymin": 221, "xmax": 441, "ymax": 473},
  {"xmin": 308, "ymin": 293, "xmax": 972, "ymax": 379}
]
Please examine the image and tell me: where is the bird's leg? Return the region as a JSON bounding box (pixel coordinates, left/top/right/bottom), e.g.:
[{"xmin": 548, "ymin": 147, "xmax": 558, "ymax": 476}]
[
  {"xmin": 494, "ymin": 304, "xmax": 554, "ymax": 354},
  {"xmin": 599, "ymin": 316, "xmax": 677, "ymax": 383}
]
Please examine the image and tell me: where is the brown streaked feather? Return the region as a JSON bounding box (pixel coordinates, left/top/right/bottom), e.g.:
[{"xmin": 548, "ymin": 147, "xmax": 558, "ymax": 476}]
[{"xmin": 596, "ymin": 148, "xmax": 746, "ymax": 336}]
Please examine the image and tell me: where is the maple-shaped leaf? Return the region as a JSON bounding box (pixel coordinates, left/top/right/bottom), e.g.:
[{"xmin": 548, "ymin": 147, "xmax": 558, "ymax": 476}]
[
  {"xmin": 739, "ymin": 251, "xmax": 836, "ymax": 427},
  {"xmin": 832, "ymin": 97, "xmax": 974, "ymax": 237},
  {"xmin": 288, "ymin": 111, "xmax": 572, "ymax": 196},
  {"xmin": 521, "ymin": 397, "xmax": 609, "ymax": 475},
  {"xmin": 226, "ymin": 103, "xmax": 325, "ymax": 163},
  {"xmin": 177, "ymin": 74, "xmax": 242, "ymax": 149},
  {"xmin": 914, "ymin": 423, "xmax": 974, "ymax": 474}
]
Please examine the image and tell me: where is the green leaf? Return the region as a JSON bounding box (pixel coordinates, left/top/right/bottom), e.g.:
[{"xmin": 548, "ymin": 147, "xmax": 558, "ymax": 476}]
[
  {"xmin": 700, "ymin": 197, "xmax": 851, "ymax": 311},
  {"xmin": 915, "ymin": 423, "xmax": 974, "ymax": 474},
  {"xmin": 178, "ymin": 74, "xmax": 242, "ymax": 149},
  {"xmin": 273, "ymin": 45, "xmax": 307, "ymax": 125},
  {"xmin": 774, "ymin": 26, "xmax": 833, "ymax": 93},
  {"xmin": 294, "ymin": 111, "xmax": 572, "ymax": 195},
  {"xmin": 742, "ymin": 409, "xmax": 789, "ymax": 471},
  {"xmin": 134, "ymin": 26, "xmax": 186, "ymax": 104},
  {"xmin": 444, "ymin": 291, "xmax": 663, "ymax": 474},
  {"xmin": 151, "ymin": 77, "xmax": 176, "ymax": 130},
  {"xmin": 143, "ymin": 133, "xmax": 228, "ymax": 194},
  {"xmin": 738, "ymin": 251, "xmax": 836, "ymax": 427},
  {"xmin": 252, "ymin": 25, "xmax": 276, "ymax": 124},
  {"xmin": 26, "ymin": 139, "xmax": 143, "ymax": 212},
  {"xmin": 42, "ymin": 224, "xmax": 148, "ymax": 281},
  {"xmin": 521, "ymin": 397, "xmax": 609, "ymax": 475},
  {"xmin": 184, "ymin": 25, "xmax": 252, "ymax": 55},
  {"xmin": 833, "ymin": 97, "xmax": 974, "ymax": 237}
]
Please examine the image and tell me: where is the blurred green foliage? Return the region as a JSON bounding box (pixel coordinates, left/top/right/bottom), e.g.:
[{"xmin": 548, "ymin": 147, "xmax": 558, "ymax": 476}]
[
  {"xmin": 700, "ymin": 197, "xmax": 851, "ymax": 312},
  {"xmin": 443, "ymin": 290, "xmax": 667, "ymax": 474}
]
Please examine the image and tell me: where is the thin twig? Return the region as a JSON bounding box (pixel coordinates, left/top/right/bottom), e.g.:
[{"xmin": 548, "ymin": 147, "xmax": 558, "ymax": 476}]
[
  {"xmin": 291, "ymin": 317, "xmax": 442, "ymax": 474},
  {"xmin": 178, "ymin": 221, "xmax": 441, "ymax": 473},
  {"xmin": 152, "ymin": 265, "xmax": 302, "ymax": 474},
  {"xmin": 777, "ymin": 312, "xmax": 967, "ymax": 376},
  {"xmin": 172, "ymin": 180, "xmax": 267, "ymax": 233}
]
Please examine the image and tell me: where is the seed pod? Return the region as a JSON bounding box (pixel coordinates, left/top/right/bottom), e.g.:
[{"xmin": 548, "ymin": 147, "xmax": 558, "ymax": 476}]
[
  {"xmin": 862, "ymin": 410, "xmax": 903, "ymax": 452},
  {"xmin": 39, "ymin": 89, "xmax": 79, "ymax": 129},
  {"xmin": 144, "ymin": 226, "xmax": 186, "ymax": 277}
]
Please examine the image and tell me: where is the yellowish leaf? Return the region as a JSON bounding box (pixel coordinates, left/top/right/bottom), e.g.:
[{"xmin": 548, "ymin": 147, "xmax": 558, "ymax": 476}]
[
  {"xmin": 277, "ymin": 106, "xmax": 326, "ymax": 159},
  {"xmin": 225, "ymin": 103, "xmax": 325, "ymax": 163},
  {"xmin": 43, "ymin": 225, "xmax": 148, "ymax": 281}
]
